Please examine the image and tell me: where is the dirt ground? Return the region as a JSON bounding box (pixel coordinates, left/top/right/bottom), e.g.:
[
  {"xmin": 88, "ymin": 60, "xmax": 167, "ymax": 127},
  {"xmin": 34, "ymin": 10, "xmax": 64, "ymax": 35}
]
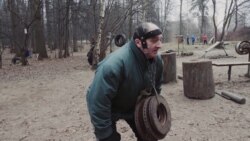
[{"xmin": 0, "ymin": 42, "xmax": 250, "ymax": 141}]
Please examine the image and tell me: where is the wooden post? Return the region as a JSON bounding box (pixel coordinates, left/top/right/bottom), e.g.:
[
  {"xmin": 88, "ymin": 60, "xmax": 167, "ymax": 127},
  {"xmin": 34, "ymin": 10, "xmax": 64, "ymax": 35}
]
[
  {"xmin": 247, "ymin": 53, "xmax": 250, "ymax": 77},
  {"xmin": 182, "ymin": 60, "xmax": 215, "ymax": 99},
  {"xmin": 161, "ymin": 52, "xmax": 176, "ymax": 84},
  {"xmin": 228, "ymin": 65, "xmax": 232, "ymax": 81}
]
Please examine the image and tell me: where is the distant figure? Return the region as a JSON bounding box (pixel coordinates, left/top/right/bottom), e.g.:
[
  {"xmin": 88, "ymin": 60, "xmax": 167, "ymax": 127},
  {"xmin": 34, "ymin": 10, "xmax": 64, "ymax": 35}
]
[
  {"xmin": 202, "ymin": 34, "xmax": 208, "ymax": 45},
  {"xmin": 11, "ymin": 55, "xmax": 21, "ymax": 64},
  {"xmin": 11, "ymin": 49, "xmax": 31, "ymax": 64},
  {"xmin": 90, "ymin": 37, "xmax": 96, "ymax": 47},
  {"xmin": 87, "ymin": 46, "xmax": 94, "ymax": 65},
  {"xmin": 87, "ymin": 37, "xmax": 96, "ymax": 65},
  {"xmin": 186, "ymin": 35, "xmax": 190, "ymax": 45},
  {"xmin": 191, "ymin": 35, "xmax": 196, "ymax": 45}
]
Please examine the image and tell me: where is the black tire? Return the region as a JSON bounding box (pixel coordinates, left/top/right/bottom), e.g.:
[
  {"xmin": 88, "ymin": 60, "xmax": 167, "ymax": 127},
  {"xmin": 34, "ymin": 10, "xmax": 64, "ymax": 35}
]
[
  {"xmin": 235, "ymin": 41, "xmax": 250, "ymax": 55},
  {"xmin": 114, "ymin": 34, "xmax": 127, "ymax": 47}
]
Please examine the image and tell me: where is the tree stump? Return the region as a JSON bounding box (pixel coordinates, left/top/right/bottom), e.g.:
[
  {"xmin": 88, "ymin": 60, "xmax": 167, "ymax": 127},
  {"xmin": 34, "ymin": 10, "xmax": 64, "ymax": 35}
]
[
  {"xmin": 182, "ymin": 60, "xmax": 215, "ymax": 99},
  {"xmin": 161, "ymin": 52, "xmax": 176, "ymax": 84}
]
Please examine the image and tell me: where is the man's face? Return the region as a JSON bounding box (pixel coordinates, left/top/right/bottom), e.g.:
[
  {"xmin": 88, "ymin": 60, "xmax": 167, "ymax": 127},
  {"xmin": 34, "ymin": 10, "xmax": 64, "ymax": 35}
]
[{"xmin": 136, "ymin": 34, "xmax": 163, "ymax": 59}]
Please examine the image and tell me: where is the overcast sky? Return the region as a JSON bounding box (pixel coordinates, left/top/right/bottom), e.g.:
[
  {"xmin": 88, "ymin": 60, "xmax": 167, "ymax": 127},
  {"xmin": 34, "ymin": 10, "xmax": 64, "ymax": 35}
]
[{"xmin": 166, "ymin": 0, "xmax": 250, "ymax": 28}]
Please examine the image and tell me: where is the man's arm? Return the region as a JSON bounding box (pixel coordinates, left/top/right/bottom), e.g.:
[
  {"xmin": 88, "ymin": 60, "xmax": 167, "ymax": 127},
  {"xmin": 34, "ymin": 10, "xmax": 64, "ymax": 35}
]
[{"xmin": 86, "ymin": 62, "xmax": 123, "ymax": 140}]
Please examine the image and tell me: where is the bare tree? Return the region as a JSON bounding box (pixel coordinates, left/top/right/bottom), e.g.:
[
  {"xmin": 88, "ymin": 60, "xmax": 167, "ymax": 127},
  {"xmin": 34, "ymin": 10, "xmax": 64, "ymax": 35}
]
[
  {"xmin": 180, "ymin": 0, "xmax": 183, "ymax": 35},
  {"xmin": 128, "ymin": 0, "xmax": 133, "ymax": 39},
  {"xmin": 190, "ymin": 0, "xmax": 209, "ymax": 41},
  {"xmin": 45, "ymin": 0, "xmax": 53, "ymax": 50},
  {"xmin": 162, "ymin": 0, "xmax": 172, "ymax": 42},
  {"xmin": 92, "ymin": 0, "xmax": 105, "ymax": 68},
  {"xmin": 233, "ymin": 0, "xmax": 238, "ymax": 32},
  {"xmin": 219, "ymin": 0, "xmax": 249, "ymax": 41},
  {"xmin": 89, "ymin": 0, "xmax": 143, "ymax": 67},
  {"xmin": 63, "ymin": 0, "xmax": 70, "ymax": 58},
  {"xmin": 32, "ymin": 0, "xmax": 48, "ymax": 60},
  {"xmin": 5, "ymin": 0, "xmax": 48, "ymax": 65},
  {"xmin": 54, "ymin": 0, "xmax": 70, "ymax": 58},
  {"xmin": 8, "ymin": 0, "xmax": 23, "ymax": 55},
  {"xmin": 71, "ymin": 0, "xmax": 79, "ymax": 52},
  {"xmin": 211, "ymin": 0, "xmax": 218, "ymax": 41},
  {"xmin": 0, "ymin": 4, "xmax": 3, "ymax": 69},
  {"xmin": 0, "ymin": 0, "xmax": 12, "ymax": 68},
  {"xmin": 0, "ymin": 44, "xmax": 3, "ymax": 69},
  {"xmin": 8, "ymin": 0, "xmax": 31, "ymax": 65},
  {"xmin": 0, "ymin": 39, "xmax": 5, "ymax": 69},
  {"xmin": 142, "ymin": 0, "xmax": 148, "ymax": 21}
]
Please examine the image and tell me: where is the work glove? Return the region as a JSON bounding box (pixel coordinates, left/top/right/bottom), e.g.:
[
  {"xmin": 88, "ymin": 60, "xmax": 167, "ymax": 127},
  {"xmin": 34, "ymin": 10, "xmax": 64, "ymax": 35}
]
[{"xmin": 100, "ymin": 131, "xmax": 121, "ymax": 141}]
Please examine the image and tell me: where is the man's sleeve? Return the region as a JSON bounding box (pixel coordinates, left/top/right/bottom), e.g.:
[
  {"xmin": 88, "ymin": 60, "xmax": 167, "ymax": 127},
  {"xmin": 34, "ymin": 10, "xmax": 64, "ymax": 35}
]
[
  {"xmin": 86, "ymin": 62, "xmax": 123, "ymax": 139},
  {"xmin": 155, "ymin": 55, "xmax": 164, "ymax": 94}
]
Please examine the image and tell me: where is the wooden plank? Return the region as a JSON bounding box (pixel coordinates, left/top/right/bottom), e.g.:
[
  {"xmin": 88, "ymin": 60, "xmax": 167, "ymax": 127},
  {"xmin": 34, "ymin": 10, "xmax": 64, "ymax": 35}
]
[
  {"xmin": 205, "ymin": 41, "xmax": 221, "ymax": 52},
  {"xmin": 212, "ymin": 62, "xmax": 250, "ymax": 66}
]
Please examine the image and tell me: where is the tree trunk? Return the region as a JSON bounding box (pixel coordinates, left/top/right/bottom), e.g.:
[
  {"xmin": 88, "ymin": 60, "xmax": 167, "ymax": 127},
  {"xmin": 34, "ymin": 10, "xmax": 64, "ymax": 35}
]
[
  {"xmin": 45, "ymin": 0, "xmax": 53, "ymax": 50},
  {"xmin": 71, "ymin": 0, "xmax": 78, "ymax": 52},
  {"xmin": 0, "ymin": 52, "xmax": 2, "ymax": 69},
  {"xmin": 8, "ymin": 0, "xmax": 22, "ymax": 55},
  {"xmin": 8, "ymin": 0, "xmax": 48, "ymax": 64},
  {"xmin": 212, "ymin": 0, "xmax": 218, "ymax": 41},
  {"xmin": 33, "ymin": 0, "xmax": 48, "ymax": 60},
  {"xmin": 200, "ymin": 5, "xmax": 205, "ymax": 41},
  {"xmin": 63, "ymin": 0, "xmax": 70, "ymax": 58},
  {"xmin": 179, "ymin": 0, "xmax": 183, "ymax": 35},
  {"xmin": 182, "ymin": 60, "xmax": 215, "ymax": 99},
  {"xmin": 52, "ymin": 0, "xmax": 58, "ymax": 52},
  {"xmin": 233, "ymin": 0, "xmax": 238, "ymax": 32},
  {"xmin": 219, "ymin": 0, "xmax": 234, "ymax": 41},
  {"xmin": 0, "ymin": 27, "xmax": 2, "ymax": 69},
  {"xmin": 162, "ymin": 0, "xmax": 170, "ymax": 42},
  {"xmin": 161, "ymin": 52, "xmax": 176, "ymax": 83},
  {"xmin": 72, "ymin": 23, "xmax": 78, "ymax": 52},
  {"xmin": 128, "ymin": 0, "xmax": 133, "ymax": 39},
  {"xmin": 57, "ymin": 0, "xmax": 63, "ymax": 58},
  {"xmin": 92, "ymin": 0, "xmax": 105, "ymax": 68},
  {"xmin": 142, "ymin": 0, "xmax": 148, "ymax": 22}
]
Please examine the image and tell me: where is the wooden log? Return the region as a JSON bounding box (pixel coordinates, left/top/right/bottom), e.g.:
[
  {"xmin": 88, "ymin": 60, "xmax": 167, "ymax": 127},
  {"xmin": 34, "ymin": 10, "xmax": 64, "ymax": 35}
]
[
  {"xmin": 220, "ymin": 91, "xmax": 246, "ymax": 104},
  {"xmin": 182, "ymin": 60, "xmax": 215, "ymax": 99},
  {"xmin": 161, "ymin": 52, "xmax": 176, "ymax": 84},
  {"xmin": 205, "ymin": 41, "xmax": 221, "ymax": 52}
]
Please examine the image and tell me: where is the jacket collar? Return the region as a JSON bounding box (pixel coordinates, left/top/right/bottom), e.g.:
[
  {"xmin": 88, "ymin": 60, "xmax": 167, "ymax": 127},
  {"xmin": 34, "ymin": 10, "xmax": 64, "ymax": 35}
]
[{"xmin": 129, "ymin": 40, "xmax": 148, "ymax": 70}]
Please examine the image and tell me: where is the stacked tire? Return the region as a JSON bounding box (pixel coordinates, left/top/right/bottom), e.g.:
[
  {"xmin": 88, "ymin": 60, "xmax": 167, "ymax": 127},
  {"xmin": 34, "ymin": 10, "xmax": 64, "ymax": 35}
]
[{"xmin": 134, "ymin": 95, "xmax": 171, "ymax": 141}]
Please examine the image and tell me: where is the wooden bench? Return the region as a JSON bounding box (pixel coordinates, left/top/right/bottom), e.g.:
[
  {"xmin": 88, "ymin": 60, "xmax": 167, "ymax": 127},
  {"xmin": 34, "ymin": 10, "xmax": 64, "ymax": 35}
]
[{"xmin": 212, "ymin": 62, "xmax": 250, "ymax": 81}]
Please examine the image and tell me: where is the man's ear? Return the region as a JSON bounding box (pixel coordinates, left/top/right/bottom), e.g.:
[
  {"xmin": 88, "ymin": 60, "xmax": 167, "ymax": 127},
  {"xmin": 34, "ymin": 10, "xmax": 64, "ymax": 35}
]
[{"xmin": 134, "ymin": 39, "xmax": 142, "ymax": 48}]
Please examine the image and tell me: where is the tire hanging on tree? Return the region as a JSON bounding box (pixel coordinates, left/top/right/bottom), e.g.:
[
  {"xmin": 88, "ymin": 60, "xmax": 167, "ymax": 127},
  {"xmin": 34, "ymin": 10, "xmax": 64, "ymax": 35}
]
[{"xmin": 114, "ymin": 34, "xmax": 127, "ymax": 47}]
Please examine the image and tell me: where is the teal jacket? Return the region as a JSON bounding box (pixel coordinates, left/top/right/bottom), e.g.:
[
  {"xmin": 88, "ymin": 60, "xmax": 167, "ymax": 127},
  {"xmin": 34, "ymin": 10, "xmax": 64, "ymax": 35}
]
[{"xmin": 86, "ymin": 40, "xmax": 163, "ymax": 139}]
